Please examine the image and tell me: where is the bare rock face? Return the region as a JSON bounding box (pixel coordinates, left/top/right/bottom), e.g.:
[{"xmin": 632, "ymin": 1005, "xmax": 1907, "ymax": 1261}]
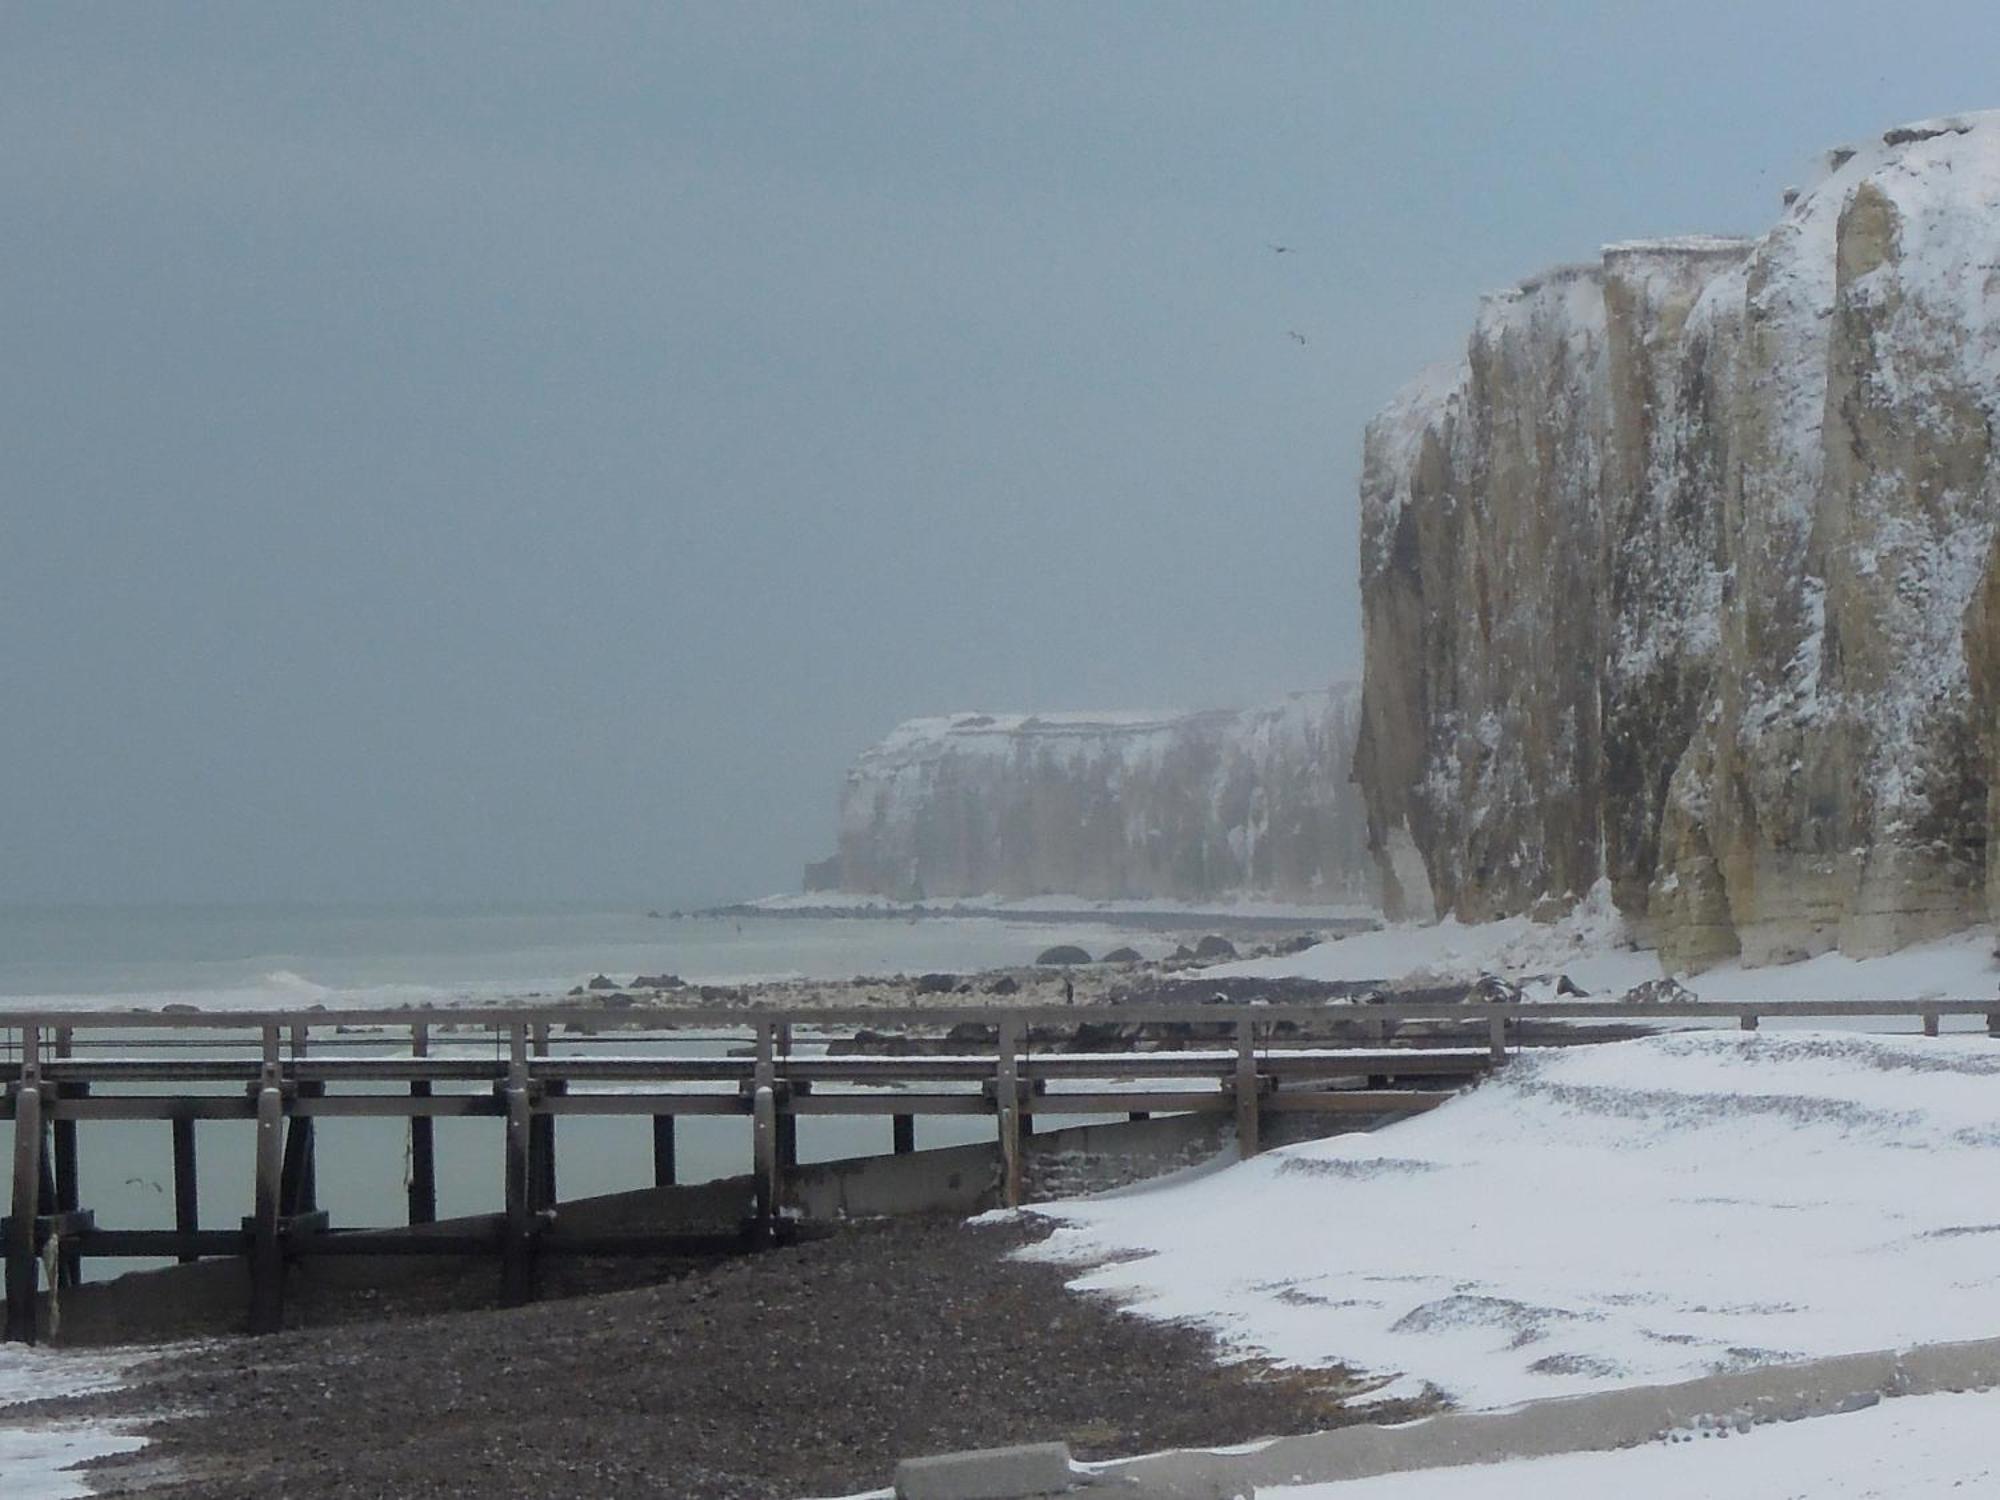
[
  {"xmin": 833, "ymin": 688, "xmax": 1375, "ymax": 905},
  {"xmin": 1359, "ymin": 113, "xmax": 2000, "ymax": 969}
]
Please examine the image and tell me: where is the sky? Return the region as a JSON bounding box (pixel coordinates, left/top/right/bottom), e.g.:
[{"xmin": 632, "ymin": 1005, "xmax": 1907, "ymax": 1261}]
[{"xmin": 4, "ymin": 2, "xmax": 1998, "ymax": 909}]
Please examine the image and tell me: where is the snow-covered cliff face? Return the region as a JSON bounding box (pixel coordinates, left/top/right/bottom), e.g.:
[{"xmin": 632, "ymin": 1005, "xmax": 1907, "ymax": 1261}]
[
  {"xmin": 833, "ymin": 688, "xmax": 1376, "ymax": 905},
  {"xmin": 1359, "ymin": 112, "xmax": 2000, "ymax": 969}
]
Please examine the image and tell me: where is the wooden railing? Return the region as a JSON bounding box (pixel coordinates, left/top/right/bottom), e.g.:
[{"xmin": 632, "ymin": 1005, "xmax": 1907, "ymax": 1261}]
[{"xmin": 1, "ymin": 996, "xmax": 1991, "ymax": 1341}]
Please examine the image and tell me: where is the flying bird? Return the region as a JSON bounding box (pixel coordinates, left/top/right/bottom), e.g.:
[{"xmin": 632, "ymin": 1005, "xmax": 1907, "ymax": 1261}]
[
  {"xmin": 1286, "ymin": 330, "xmax": 1308, "ymax": 345},
  {"xmin": 1267, "ymin": 242, "xmax": 1294, "ymax": 254}
]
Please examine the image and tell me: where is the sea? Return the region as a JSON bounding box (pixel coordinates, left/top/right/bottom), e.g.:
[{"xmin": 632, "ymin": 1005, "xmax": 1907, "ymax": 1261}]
[
  {"xmin": 0, "ymin": 901, "xmax": 1183, "ymax": 1012},
  {"xmin": 0, "ymin": 902, "xmax": 1199, "ymax": 1282}
]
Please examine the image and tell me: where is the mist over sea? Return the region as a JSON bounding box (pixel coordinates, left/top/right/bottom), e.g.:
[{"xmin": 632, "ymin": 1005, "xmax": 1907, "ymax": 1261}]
[{"xmin": 0, "ymin": 903, "xmax": 1172, "ymax": 1013}]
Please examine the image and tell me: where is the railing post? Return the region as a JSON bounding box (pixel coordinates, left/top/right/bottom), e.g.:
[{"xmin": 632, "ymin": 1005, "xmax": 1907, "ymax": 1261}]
[
  {"xmin": 996, "ymin": 1017, "xmax": 1022, "ymax": 1208},
  {"xmin": 5, "ymin": 1028, "xmax": 44, "ymax": 1343},
  {"xmin": 1740, "ymin": 1013, "xmax": 1759, "ymax": 1032},
  {"xmin": 1234, "ymin": 1017, "xmax": 1261, "ymax": 1160},
  {"xmin": 408, "ymin": 1023, "xmax": 436, "ymax": 1225},
  {"xmin": 1488, "ymin": 1012, "xmax": 1508, "ymax": 1064},
  {"xmin": 1923, "ymin": 1010, "xmax": 1941, "ymax": 1038}
]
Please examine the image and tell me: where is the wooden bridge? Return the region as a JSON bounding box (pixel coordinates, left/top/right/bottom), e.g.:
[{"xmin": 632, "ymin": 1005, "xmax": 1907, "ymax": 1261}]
[{"xmin": 1, "ymin": 996, "xmax": 1990, "ymax": 1342}]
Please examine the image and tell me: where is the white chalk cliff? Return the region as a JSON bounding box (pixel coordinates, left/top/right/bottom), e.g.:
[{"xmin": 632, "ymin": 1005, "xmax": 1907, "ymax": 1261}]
[
  {"xmin": 829, "ymin": 688, "xmax": 1375, "ymax": 906},
  {"xmin": 1357, "ymin": 112, "xmax": 2000, "ymax": 969}
]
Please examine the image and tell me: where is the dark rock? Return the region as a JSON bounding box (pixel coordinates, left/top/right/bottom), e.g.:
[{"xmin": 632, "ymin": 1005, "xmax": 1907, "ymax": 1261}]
[
  {"xmin": 1170, "ymin": 944, "xmax": 1195, "ymax": 961},
  {"xmin": 984, "ymin": 975, "xmax": 1020, "ymax": 995},
  {"xmin": 913, "ymin": 973, "xmax": 958, "ymax": 995},
  {"xmin": 1556, "ymin": 974, "xmax": 1587, "ymax": 996},
  {"xmin": 1464, "ymin": 973, "xmax": 1523, "ymax": 1004},
  {"xmin": 586, "ymin": 974, "xmax": 619, "ymax": 991},
  {"xmin": 1275, "ymin": 933, "xmax": 1322, "ymax": 955},
  {"xmin": 1193, "ymin": 935, "xmax": 1238, "ymax": 961},
  {"xmin": 947, "ymin": 1022, "xmax": 999, "ymax": 1045},
  {"xmin": 632, "ymin": 973, "xmax": 686, "ymax": 991},
  {"xmin": 162, "ymin": 1003, "xmax": 200, "ymax": 1015},
  {"xmin": 1622, "ymin": 976, "xmax": 1695, "ymax": 1005},
  {"xmin": 1099, "ymin": 947, "xmax": 1143, "ymax": 964},
  {"xmin": 1035, "ymin": 945, "xmax": 1092, "ymax": 966},
  {"xmin": 566, "ymin": 986, "xmax": 586, "ymax": 998}
]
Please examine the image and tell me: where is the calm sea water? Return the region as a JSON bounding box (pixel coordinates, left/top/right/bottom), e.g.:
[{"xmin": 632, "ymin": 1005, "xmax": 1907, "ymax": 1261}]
[
  {"xmin": 0, "ymin": 903, "xmax": 1175, "ymax": 1281},
  {"xmin": 0, "ymin": 902, "xmax": 1175, "ymax": 1011}
]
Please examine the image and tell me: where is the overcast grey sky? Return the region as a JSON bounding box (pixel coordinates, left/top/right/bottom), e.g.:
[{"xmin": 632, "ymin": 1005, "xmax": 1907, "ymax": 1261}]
[{"xmin": 4, "ymin": 2, "xmax": 1994, "ymax": 908}]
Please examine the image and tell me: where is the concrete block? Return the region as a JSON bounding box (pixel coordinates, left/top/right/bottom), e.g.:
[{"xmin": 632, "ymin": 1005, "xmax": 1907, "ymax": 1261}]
[{"xmin": 895, "ymin": 1441, "xmax": 1077, "ymax": 1500}]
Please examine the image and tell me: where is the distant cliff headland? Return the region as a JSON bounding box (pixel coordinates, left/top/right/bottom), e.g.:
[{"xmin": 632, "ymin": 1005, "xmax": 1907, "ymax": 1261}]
[
  {"xmin": 820, "ymin": 113, "xmax": 2000, "ymax": 972},
  {"xmin": 815, "ymin": 689, "xmax": 1375, "ymax": 908}
]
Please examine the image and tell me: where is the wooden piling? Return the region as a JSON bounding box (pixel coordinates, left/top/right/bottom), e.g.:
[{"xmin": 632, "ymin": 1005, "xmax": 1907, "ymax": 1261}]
[
  {"xmin": 172, "ymin": 1115, "xmax": 199, "ymax": 1263},
  {"xmin": 1234, "ymin": 1017, "xmax": 1260, "ymax": 1160},
  {"xmin": 408, "ymin": 1023, "xmax": 436, "ymax": 1225},
  {"xmin": 651, "ymin": 1114, "xmax": 677, "ymax": 1187},
  {"xmin": 501, "ymin": 1024, "xmax": 533, "ymax": 1305},
  {"xmin": 996, "ymin": 1018, "xmax": 1022, "ymax": 1208},
  {"xmin": 52, "ymin": 1029, "xmax": 80, "ymax": 1287},
  {"xmin": 6, "ymin": 1029, "xmax": 43, "ymax": 1343},
  {"xmin": 530, "ymin": 1026, "xmax": 557, "ymax": 1213},
  {"xmin": 249, "ymin": 1076, "xmax": 285, "ymax": 1334},
  {"xmin": 892, "ymin": 1113, "xmax": 914, "ymax": 1155},
  {"xmin": 751, "ymin": 1023, "xmax": 779, "ymax": 1238},
  {"xmin": 751, "ymin": 1084, "xmax": 778, "ymax": 1240}
]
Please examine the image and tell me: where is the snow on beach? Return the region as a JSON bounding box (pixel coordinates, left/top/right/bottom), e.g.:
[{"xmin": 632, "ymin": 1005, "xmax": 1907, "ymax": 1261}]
[
  {"xmin": 1264, "ymin": 1386, "xmax": 2000, "ymax": 1499},
  {"xmin": 1211, "ymin": 881, "xmax": 2000, "ymax": 1005},
  {"xmin": 1023, "ymin": 1029, "xmax": 2000, "ymax": 1410}
]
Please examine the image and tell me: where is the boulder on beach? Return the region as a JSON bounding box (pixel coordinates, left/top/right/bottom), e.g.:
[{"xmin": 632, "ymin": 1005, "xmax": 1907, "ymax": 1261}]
[
  {"xmin": 1036, "ymin": 945, "xmax": 1093, "ymax": 966},
  {"xmin": 586, "ymin": 973, "xmax": 619, "ymax": 991},
  {"xmin": 1192, "ymin": 935, "xmax": 1238, "ymax": 961},
  {"xmin": 913, "ymin": 972, "xmax": 958, "ymax": 994},
  {"xmin": 1099, "ymin": 946, "xmax": 1143, "ymax": 964},
  {"xmin": 632, "ymin": 973, "xmax": 685, "ymax": 990},
  {"xmin": 984, "ymin": 974, "xmax": 1020, "ymax": 995}
]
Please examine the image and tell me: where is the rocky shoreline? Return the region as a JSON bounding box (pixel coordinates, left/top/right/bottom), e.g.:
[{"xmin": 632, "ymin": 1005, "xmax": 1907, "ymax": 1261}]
[{"xmin": 53, "ymin": 1216, "xmax": 1432, "ymax": 1500}]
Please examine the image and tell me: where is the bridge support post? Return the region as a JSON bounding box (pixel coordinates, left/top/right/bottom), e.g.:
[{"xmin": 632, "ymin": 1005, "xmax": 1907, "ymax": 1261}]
[
  {"xmin": 408, "ymin": 1024, "xmax": 436, "ymax": 1225},
  {"xmin": 750, "ymin": 1022, "xmax": 779, "ymax": 1243},
  {"xmin": 1234, "ymin": 1018, "xmax": 1260, "ymax": 1160},
  {"xmin": 751, "ymin": 1085, "xmax": 778, "ymax": 1241},
  {"xmin": 172, "ymin": 1115, "xmax": 199, "ymax": 1262},
  {"xmin": 996, "ymin": 1018, "xmax": 1022, "ymax": 1208},
  {"xmin": 652, "ymin": 1114, "xmax": 677, "ymax": 1187},
  {"xmin": 530, "ymin": 1025, "xmax": 558, "ymax": 1213},
  {"xmin": 892, "ymin": 1113, "xmax": 915, "ymax": 1156},
  {"xmin": 501, "ymin": 1024, "xmax": 534, "ymax": 1306},
  {"xmin": 249, "ymin": 1066, "xmax": 286, "ymax": 1334},
  {"xmin": 6, "ymin": 1029, "xmax": 44, "ymax": 1344},
  {"xmin": 52, "ymin": 1029, "xmax": 80, "ymax": 1288}
]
